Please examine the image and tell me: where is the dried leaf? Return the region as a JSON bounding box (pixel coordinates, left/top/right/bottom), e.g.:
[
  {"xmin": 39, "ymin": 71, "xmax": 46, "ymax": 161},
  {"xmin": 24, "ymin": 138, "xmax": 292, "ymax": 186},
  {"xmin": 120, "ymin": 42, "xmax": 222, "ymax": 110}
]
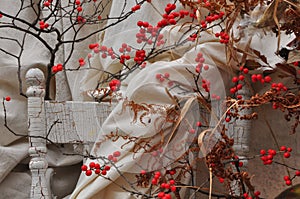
[{"xmin": 275, "ymin": 63, "xmax": 297, "ymax": 77}]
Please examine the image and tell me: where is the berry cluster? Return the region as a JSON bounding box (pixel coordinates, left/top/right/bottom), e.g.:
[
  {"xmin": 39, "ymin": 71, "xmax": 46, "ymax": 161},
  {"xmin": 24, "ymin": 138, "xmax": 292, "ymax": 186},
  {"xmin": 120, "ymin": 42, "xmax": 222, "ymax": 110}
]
[
  {"xmin": 229, "ymin": 66, "xmax": 248, "ymax": 97},
  {"xmin": 107, "ymin": 150, "xmax": 121, "ymax": 162},
  {"xmin": 52, "ymin": 64, "xmax": 63, "ymax": 73},
  {"xmin": 259, "ymin": 148, "xmax": 277, "ymax": 165},
  {"xmin": 81, "ymin": 161, "xmax": 111, "ymax": 176},
  {"xmin": 149, "ymin": 171, "xmax": 177, "ymax": 199},
  {"xmin": 108, "ymin": 79, "xmax": 121, "ymax": 92},
  {"xmin": 78, "ymin": 58, "xmax": 85, "ymax": 66},
  {"xmin": 195, "ymin": 52, "xmax": 207, "ymax": 73},
  {"xmin": 131, "ymin": 4, "xmax": 141, "ymax": 12},
  {"xmin": 280, "ymin": 145, "xmax": 292, "ymax": 158},
  {"xmin": 43, "ymin": 0, "xmax": 52, "ymax": 7},
  {"xmin": 215, "ymin": 31, "xmax": 229, "ymax": 44},
  {"xmin": 251, "ymin": 74, "xmax": 272, "ymax": 84},
  {"xmin": 136, "ymin": 21, "xmax": 164, "ymax": 46},
  {"xmin": 243, "ymin": 191, "xmax": 261, "ymax": 199},
  {"xmin": 200, "ymin": 11, "xmax": 224, "ymax": 29},
  {"xmin": 39, "ymin": 20, "xmax": 49, "ymax": 30}
]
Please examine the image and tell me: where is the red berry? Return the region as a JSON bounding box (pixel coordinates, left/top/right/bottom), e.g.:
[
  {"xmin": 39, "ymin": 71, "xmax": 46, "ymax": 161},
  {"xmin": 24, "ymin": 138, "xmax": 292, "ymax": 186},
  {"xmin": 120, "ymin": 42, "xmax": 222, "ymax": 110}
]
[
  {"xmin": 189, "ymin": 128, "xmax": 196, "ymax": 134},
  {"xmin": 219, "ymin": 177, "xmax": 224, "ymax": 183},
  {"xmin": 85, "ymin": 170, "xmax": 92, "ymax": 176},
  {"xmin": 104, "ymin": 165, "xmax": 111, "ymax": 171},
  {"xmin": 284, "ymin": 152, "xmax": 291, "ymax": 158},
  {"xmin": 260, "ymin": 149, "xmax": 266, "ymax": 155},
  {"xmin": 239, "ymin": 75, "xmax": 245, "ymax": 81},
  {"xmin": 89, "ymin": 162, "xmax": 95, "ymax": 168},
  {"xmin": 170, "ymin": 186, "xmax": 176, "ymax": 192},
  {"xmin": 243, "ymin": 68, "xmax": 249, "ymax": 74},
  {"xmin": 295, "ymin": 170, "xmax": 300, "ymax": 176},
  {"xmin": 81, "ymin": 165, "xmax": 88, "ymax": 171},
  {"xmin": 169, "ymin": 179, "xmax": 175, "ymax": 185},
  {"xmin": 158, "ymin": 192, "xmax": 165, "ymax": 198},
  {"xmin": 113, "ymin": 151, "xmax": 121, "ymax": 157},
  {"xmin": 95, "ymin": 163, "xmax": 100, "ymax": 169},
  {"xmin": 140, "ymin": 170, "xmax": 146, "ymax": 175},
  {"xmin": 77, "ymin": 6, "xmax": 83, "ymax": 12},
  {"xmin": 280, "ymin": 146, "xmax": 287, "ymax": 151},
  {"xmin": 232, "ymin": 76, "xmax": 238, "ymax": 83},
  {"xmin": 225, "ymin": 117, "xmax": 231, "ymax": 122},
  {"xmin": 95, "ymin": 169, "xmax": 101, "ymax": 174},
  {"xmin": 196, "ymin": 121, "xmax": 202, "ymax": 127},
  {"xmin": 101, "ymin": 170, "xmax": 107, "ymax": 175},
  {"xmin": 151, "ymin": 178, "xmax": 158, "ymax": 185},
  {"xmin": 287, "ymin": 147, "xmax": 292, "ymax": 152},
  {"xmin": 5, "ymin": 96, "xmax": 11, "ymax": 101},
  {"xmin": 286, "ymin": 180, "xmax": 292, "ymax": 186},
  {"xmin": 254, "ymin": 191, "xmax": 261, "ymax": 196},
  {"xmin": 284, "ymin": 176, "xmax": 290, "ymax": 181},
  {"xmin": 264, "ymin": 76, "xmax": 272, "ymax": 83}
]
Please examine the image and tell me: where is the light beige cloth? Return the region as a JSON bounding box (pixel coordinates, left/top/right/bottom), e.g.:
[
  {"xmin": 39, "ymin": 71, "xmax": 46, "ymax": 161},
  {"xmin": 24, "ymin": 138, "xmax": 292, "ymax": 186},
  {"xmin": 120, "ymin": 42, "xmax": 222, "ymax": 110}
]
[{"xmin": 69, "ymin": 1, "xmax": 296, "ymax": 199}]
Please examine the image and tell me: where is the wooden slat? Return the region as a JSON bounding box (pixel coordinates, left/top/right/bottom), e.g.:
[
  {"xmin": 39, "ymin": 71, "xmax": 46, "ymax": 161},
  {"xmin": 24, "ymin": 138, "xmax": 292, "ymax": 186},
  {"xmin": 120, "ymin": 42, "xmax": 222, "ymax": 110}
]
[{"xmin": 45, "ymin": 101, "xmax": 114, "ymax": 143}]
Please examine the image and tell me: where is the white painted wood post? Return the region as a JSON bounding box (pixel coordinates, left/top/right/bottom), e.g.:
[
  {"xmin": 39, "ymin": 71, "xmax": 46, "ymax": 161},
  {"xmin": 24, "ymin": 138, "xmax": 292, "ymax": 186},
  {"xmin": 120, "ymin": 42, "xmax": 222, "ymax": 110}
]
[
  {"xmin": 228, "ymin": 77, "xmax": 252, "ymax": 196},
  {"xmin": 26, "ymin": 68, "xmax": 51, "ymax": 199}
]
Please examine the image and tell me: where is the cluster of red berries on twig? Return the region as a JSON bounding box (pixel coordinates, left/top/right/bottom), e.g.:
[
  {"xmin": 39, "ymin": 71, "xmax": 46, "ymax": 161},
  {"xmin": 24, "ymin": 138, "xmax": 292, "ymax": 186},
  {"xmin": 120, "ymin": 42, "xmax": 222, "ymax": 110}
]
[
  {"xmin": 39, "ymin": 20, "xmax": 49, "ymax": 30},
  {"xmin": 139, "ymin": 170, "xmax": 177, "ymax": 199},
  {"xmin": 229, "ymin": 66, "xmax": 248, "ymax": 97},
  {"xmin": 136, "ymin": 21, "xmax": 164, "ymax": 46},
  {"xmin": 81, "ymin": 161, "xmax": 111, "ymax": 176},
  {"xmin": 260, "ymin": 146, "xmax": 292, "ymax": 165},
  {"xmin": 78, "ymin": 58, "xmax": 85, "ymax": 67},
  {"xmin": 195, "ymin": 52, "xmax": 209, "ymax": 73},
  {"xmin": 200, "ymin": 11, "xmax": 224, "ymax": 29},
  {"xmin": 243, "ymin": 191, "xmax": 261, "ymax": 199},
  {"xmin": 131, "ymin": 4, "xmax": 141, "ymax": 12},
  {"xmin": 155, "ymin": 72, "xmax": 173, "ymax": 86},
  {"xmin": 43, "ymin": 0, "xmax": 52, "ymax": 7},
  {"xmin": 108, "ymin": 79, "xmax": 121, "ymax": 92},
  {"xmin": 52, "ymin": 64, "xmax": 63, "ymax": 73}
]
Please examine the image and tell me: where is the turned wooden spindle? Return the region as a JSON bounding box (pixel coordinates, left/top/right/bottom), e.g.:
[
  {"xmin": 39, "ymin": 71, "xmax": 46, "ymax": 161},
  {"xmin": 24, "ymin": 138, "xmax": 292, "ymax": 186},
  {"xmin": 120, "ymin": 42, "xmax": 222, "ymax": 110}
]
[
  {"xmin": 228, "ymin": 77, "xmax": 252, "ymax": 196},
  {"xmin": 26, "ymin": 68, "xmax": 50, "ymax": 199}
]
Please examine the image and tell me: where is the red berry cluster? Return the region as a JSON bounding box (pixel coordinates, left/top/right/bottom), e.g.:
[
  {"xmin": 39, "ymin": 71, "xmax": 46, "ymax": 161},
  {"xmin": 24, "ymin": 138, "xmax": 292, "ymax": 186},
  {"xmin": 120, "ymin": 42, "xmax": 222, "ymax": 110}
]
[
  {"xmin": 108, "ymin": 79, "xmax": 121, "ymax": 92},
  {"xmin": 155, "ymin": 72, "xmax": 170, "ymax": 83},
  {"xmin": 107, "ymin": 150, "xmax": 121, "ymax": 162},
  {"xmin": 76, "ymin": 16, "xmax": 86, "ymax": 24},
  {"xmin": 215, "ymin": 31, "xmax": 229, "ymax": 44},
  {"xmin": 43, "ymin": 0, "xmax": 52, "ymax": 7},
  {"xmin": 39, "ymin": 20, "xmax": 49, "ymax": 30},
  {"xmin": 271, "ymin": 82, "xmax": 287, "ymax": 92},
  {"xmin": 52, "ymin": 64, "xmax": 63, "ymax": 73},
  {"xmin": 136, "ymin": 22, "xmax": 164, "ymax": 46},
  {"xmin": 78, "ymin": 58, "xmax": 85, "ymax": 66},
  {"xmin": 202, "ymin": 79, "xmax": 210, "ymax": 92},
  {"xmin": 260, "ymin": 149, "xmax": 276, "ymax": 165},
  {"xmin": 131, "ymin": 4, "xmax": 141, "ymax": 12},
  {"xmin": 76, "ymin": 0, "xmax": 83, "ymax": 12},
  {"xmin": 149, "ymin": 171, "xmax": 177, "ymax": 199},
  {"xmin": 243, "ymin": 191, "xmax": 261, "ymax": 199},
  {"xmin": 119, "ymin": 43, "xmax": 131, "ymax": 64},
  {"xmin": 229, "ymin": 66, "xmax": 248, "ymax": 97},
  {"xmin": 251, "ymin": 74, "xmax": 272, "ymax": 84},
  {"xmin": 280, "ymin": 145, "xmax": 292, "ymax": 158},
  {"xmin": 200, "ymin": 11, "xmax": 224, "ymax": 29},
  {"xmin": 81, "ymin": 161, "xmax": 111, "ymax": 176},
  {"xmin": 89, "ymin": 43, "xmax": 115, "ymax": 59},
  {"xmin": 195, "ymin": 52, "xmax": 206, "ymax": 73},
  {"xmin": 188, "ymin": 33, "xmax": 198, "ymax": 42}
]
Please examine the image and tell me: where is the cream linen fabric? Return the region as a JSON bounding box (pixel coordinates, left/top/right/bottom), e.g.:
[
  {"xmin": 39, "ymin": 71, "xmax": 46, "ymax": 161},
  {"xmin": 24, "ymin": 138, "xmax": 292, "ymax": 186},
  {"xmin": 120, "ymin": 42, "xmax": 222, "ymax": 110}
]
[
  {"xmin": 0, "ymin": 1, "xmax": 91, "ymax": 198},
  {"xmin": 68, "ymin": 1, "xmax": 297, "ymax": 199}
]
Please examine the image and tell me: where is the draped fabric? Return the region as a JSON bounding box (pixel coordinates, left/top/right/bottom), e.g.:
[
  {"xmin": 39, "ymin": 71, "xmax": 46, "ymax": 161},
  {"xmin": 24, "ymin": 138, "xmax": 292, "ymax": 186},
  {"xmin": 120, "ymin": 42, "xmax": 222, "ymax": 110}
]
[{"xmin": 69, "ymin": 1, "xmax": 296, "ymax": 199}]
